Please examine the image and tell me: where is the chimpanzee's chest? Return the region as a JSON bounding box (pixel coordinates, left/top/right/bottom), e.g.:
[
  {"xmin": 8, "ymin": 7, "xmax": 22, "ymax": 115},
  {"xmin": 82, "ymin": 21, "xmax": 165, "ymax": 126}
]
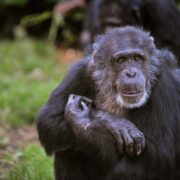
[{"xmin": 94, "ymin": 94, "xmax": 125, "ymax": 117}]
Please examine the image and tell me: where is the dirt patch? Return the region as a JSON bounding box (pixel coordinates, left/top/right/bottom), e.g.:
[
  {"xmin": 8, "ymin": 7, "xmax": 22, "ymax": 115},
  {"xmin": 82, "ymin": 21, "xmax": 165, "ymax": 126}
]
[{"xmin": 0, "ymin": 125, "xmax": 39, "ymax": 179}]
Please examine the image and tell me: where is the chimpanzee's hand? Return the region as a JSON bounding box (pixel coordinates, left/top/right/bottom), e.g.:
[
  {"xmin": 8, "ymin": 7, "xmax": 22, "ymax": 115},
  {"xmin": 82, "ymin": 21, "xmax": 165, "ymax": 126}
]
[
  {"xmin": 102, "ymin": 117, "xmax": 145, "ymax": 157},
  {"xmin": 65, "ymin": 94, "xmax": 92, "ymax": 131},
  {"xmin": 65, "ymin": 94, "xmax": 92, "ymax": 119}
]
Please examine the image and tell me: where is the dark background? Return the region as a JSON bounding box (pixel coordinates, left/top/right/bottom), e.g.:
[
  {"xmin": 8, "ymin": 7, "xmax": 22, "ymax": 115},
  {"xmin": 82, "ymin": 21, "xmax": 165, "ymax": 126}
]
[{"xmin": 0, "ymin": 0, "xmax": 84, "ymax": 46}]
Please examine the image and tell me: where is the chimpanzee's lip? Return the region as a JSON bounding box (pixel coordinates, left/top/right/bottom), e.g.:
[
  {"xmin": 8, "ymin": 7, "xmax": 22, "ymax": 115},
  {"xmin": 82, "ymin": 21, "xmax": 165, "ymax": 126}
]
[{"xmin": 119, "ymin": 92, "xmax": 144, "ymax": 97}]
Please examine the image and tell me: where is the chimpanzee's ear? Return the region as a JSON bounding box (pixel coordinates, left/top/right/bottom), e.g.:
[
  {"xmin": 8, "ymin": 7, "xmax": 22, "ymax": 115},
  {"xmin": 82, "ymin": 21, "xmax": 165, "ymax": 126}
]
[
  {"xmin": 92, "ymin": 42, "xmax": 100, "ymax": 64},
  {"xmin": 160, "ymin": 49, "xmax": 177, "ymax": 68},
  {"xmin": 92, "ymin": 35, "xmax": 102, "ymax": 61},
  {"xmin": 92, "ymin": 34, "xmax": 108, "ymax": 64},
  {"xmin": 92, "ymin": 42, "xmax": 105, "ymax": 64},
  {"xmin": 93, "ymin": 35, "xmax": 103, "ymax": 53}
]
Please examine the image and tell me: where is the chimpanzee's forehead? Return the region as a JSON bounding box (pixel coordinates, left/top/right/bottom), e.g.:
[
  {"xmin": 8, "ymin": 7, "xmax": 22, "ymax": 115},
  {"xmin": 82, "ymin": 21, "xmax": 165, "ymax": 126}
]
[
  {"xmin": 100, "ymin": 27, "xmax": 154, "ymax": 53},
  {"xmin": 94, "ymin": 27, "xmax": 155, "ymax": 58},
  {"xmin": 110, "ymin": 31, "xmax": 150, "ymax": 49}
]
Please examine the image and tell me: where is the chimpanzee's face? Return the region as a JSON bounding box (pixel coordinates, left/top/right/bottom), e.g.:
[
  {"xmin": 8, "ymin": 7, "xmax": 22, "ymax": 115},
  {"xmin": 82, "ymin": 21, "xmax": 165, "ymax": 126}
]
[
  {"xmin": 90, "ymin": 27, "xmax": 160, "ymax": 109},
  {"xmin": 99, "ymin": 0, "xmax": 123, "ymax": 29},
  {"xmin": 112, "ymin": 49, "xmax": 149, "ymax": 108},
  {"xmin": 98, "ymin": 0, "xmax": 141, "ymax": 32}
]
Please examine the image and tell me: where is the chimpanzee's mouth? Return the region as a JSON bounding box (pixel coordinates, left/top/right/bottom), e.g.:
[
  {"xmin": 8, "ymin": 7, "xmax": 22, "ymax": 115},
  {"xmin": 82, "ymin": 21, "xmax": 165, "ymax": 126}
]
[
  {"xmin": 119, "ymin": 92, "xmax": 144, "ymax": 97},
  {"xmin": 103, "ymin": 17, "xmax": 122, "ymax": 29}
]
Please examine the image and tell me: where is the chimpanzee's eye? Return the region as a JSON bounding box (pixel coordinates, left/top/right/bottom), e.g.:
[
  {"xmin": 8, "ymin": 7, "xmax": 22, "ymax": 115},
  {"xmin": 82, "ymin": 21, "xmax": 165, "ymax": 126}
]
[
  {"xmin": 134, "ymin": 55, "xmax": 140, "ymax": 61},
  {"xmin": 116, "ymin": 57, "xmax": 126, "ymax": 63},
  {"xmin": 134, "ymin": 55, "xmax": 144, "ymax": 61}
]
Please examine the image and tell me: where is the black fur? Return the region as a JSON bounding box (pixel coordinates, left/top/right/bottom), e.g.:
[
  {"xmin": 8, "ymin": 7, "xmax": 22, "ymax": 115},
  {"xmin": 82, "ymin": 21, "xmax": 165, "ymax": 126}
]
[{"xmin": 37, "ymin": 27, "xmax": 180, "ymax": 180}]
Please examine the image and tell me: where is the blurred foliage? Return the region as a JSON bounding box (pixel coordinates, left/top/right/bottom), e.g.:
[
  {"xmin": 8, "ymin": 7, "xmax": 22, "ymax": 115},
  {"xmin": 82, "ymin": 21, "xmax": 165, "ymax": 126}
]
[
  {"xmin": 0, "ymin": 38, "xmax": 68, "ymax": 127},
  {"xmin": 0, "ymin": 0, "xmax": 84, "ymax": 46},
  {"xmin": 0, "ymin": 0, "xmax": 60, "ymax": 6},
  {"xmin": 6, "ymin": 145, "xmax": 53, "ymax": 180},
  {"xmin": 1, "ymin": 0, "xmax": 27, "ymax": 6},
  {"xmin": 20, "ymin": 11, "xmax": 52, "ymax": 27}
]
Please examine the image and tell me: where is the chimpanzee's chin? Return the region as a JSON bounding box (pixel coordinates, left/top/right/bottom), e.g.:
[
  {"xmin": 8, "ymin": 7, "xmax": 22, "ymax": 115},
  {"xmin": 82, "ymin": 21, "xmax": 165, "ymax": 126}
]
[{"xmin": 116, "ymin": 91, "xmax": 148, "ymax": 109}]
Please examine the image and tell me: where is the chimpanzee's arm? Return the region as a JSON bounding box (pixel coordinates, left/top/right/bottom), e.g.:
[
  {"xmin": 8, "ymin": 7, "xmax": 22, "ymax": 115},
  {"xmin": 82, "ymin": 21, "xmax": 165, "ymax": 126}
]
[
  {"xmin": 65, "ymin": 94, "xmax": 145, "ymax": 165},
  {"xmin": 36, "ymin": 59, "xmax": 91, "ymax": 155}
]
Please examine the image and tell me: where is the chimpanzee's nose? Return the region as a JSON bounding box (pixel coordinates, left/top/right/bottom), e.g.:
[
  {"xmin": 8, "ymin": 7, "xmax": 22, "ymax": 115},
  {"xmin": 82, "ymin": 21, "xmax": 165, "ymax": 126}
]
[
  {"xmin": 126, "ymin": 71, "xmax": 136, "ymax": 77},
  {"xmin": 125, "ymin": 68, "xmax": 137, "ymax": 78}
]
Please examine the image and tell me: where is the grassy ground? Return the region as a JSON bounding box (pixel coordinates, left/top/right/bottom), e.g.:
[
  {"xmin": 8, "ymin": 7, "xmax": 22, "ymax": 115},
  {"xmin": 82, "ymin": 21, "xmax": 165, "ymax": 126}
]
[
  {"xmin": 0, "ymin": 38, "xmax": 67, "ymax": 127},
  {"xmin": 0, "ymin": 38, "xmax": 77, "ymax": 179},
  {"xmin": 6, "ymin": 145, "xmax": 54, "ymax": 180}
]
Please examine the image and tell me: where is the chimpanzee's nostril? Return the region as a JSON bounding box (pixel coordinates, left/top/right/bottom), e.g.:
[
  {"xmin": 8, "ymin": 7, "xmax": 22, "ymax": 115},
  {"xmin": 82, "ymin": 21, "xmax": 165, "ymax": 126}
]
[{"xmin": 126, "ymin": 71, "xmax": 136, "ymax": 78}]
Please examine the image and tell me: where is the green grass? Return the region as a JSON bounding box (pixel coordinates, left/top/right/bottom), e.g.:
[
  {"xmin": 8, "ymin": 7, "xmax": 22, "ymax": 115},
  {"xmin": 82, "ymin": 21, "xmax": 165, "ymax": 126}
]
[
  {"xmin": 6, "ymin": 145, "xmax": 54, "ymax": 180},
  {"xmin": 0, "ymin": 38, "xmax": 68, "ymax": 127},
  {"xmin": 0, "ymin": 39, "xmax": 70, "ymax": 179}
]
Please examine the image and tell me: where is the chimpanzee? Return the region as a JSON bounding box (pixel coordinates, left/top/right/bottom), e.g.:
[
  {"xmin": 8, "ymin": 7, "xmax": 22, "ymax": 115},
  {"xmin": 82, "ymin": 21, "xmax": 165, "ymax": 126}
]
[
  {"xmin": 81, "ymin": 0, "xmax": 180, "ymax": 63},
  {"xmin": 36, "ymin": 26, "xmax": 180, "ymax": 180}
]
